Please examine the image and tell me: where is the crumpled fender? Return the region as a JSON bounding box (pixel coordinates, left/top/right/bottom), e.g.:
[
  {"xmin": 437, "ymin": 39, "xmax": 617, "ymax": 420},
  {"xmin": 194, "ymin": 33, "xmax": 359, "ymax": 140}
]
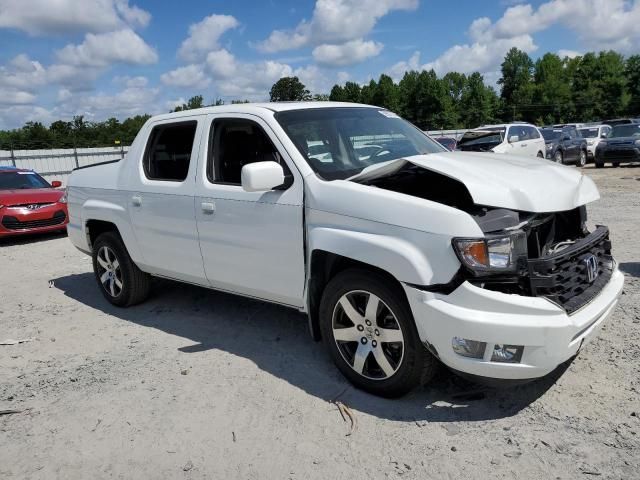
[{"xmin": 307, "ymin": 226, "xmax": 460, "ymax": 286}]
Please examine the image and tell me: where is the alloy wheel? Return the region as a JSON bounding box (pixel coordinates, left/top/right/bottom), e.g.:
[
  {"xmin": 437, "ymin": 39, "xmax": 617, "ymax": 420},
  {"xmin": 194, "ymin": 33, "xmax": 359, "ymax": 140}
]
[
  {"xmin": 554, "ymin": 151, "xmax": 563, "ymax": 163},
  {"xmin": 578, "ymin": 151, "xmax": 586, "ymax": 167},
  {"xmin": 331, "ymin": 290, "xmax": 405, "ymax": 380},
  {"xmin": 96, "ymin": 246, "xmax": 123, "ymax": 298}
]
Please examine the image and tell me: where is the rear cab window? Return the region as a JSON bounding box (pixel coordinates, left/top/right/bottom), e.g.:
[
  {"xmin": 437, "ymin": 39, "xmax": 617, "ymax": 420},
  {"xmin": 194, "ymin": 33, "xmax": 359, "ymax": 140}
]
[{"xmin": 143, "ymin": 121, "xmax": 197, "ymax": 182}]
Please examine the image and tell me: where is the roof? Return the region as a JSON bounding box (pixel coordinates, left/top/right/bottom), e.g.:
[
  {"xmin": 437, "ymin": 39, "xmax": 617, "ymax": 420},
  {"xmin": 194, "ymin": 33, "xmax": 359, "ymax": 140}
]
[
  {"xmin": 150, "ymin": 101, "xmax": 378, "ymax": 122},
  {"xmin": 476, "ymin": 123, "xmax": 536, "ymax": 129}
]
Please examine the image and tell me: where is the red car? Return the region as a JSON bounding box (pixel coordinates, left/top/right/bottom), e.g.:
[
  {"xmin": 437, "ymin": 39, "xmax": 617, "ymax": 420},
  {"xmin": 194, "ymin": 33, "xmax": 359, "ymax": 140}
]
[{"xmin": 0, "ymin": 167, "xmax": 68, "ymax": 239}]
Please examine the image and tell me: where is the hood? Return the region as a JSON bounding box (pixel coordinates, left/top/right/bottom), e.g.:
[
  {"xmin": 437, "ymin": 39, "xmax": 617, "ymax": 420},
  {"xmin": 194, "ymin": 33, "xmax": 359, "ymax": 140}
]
[
  {"xmin": 349, "ymin": 151, "xmax": 599, "ymax": 213},
  {"xmin": 0, "ymin": 188, "xmax": 64, "ymax": 206}
]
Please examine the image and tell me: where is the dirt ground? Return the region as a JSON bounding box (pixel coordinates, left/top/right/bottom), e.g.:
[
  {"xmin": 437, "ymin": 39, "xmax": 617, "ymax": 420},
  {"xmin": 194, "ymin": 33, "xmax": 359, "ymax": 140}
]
[{"xmin": 1, "ymin": 165, "xmax": 639, "ymax": 480}]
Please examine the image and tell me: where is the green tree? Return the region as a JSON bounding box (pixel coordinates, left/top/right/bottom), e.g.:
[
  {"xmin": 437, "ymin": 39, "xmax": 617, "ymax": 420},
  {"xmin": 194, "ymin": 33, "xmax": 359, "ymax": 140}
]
[
  {"xmin": 329, "ymin": 84, "xmax": 346, "ymax": 101},
  {"xmin": 460, "ymin": 72, "xmax": 496, "ymax": 128},
  {"xmin": 498, "ymin": 47, "xmax": 535, "ymax": 121},
  {"xmin": 531, "ymin": 53, "xmax": 573, "ymax": 124},
  {"xmin": 370, "ymin": 74, "xmax": 399, "ymax": 112},
  {"xmin": 269, "ymin": 76, "xmax": 311, "ymax": 102},
  {"xmin": 172, "ymin": 95, "xmax": 204, "ymax": 112},
  {"xmin": 625, "ymin": 55, "xmax": 640, "ymax": 115},
  {"xmin": 343, "ymin": 82, "xmax": 362, "ymax": 103}
]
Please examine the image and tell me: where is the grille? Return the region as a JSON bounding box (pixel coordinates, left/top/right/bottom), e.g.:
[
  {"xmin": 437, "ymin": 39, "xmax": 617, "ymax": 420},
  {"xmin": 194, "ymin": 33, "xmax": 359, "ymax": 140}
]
[
  {"xmin": 1, "ymin": 211, "xmax": 66, "ymax": 230},
  {"xmin": 603, "ymin": 149, "xmax": 639, "ymax": 160},
  {"xmin": 527, "ymin": 226, "xmax": 613, "ymax": 314},
  {"xmin": 8, "ymin": 203, "xmax": 55, "ymax": 209}
]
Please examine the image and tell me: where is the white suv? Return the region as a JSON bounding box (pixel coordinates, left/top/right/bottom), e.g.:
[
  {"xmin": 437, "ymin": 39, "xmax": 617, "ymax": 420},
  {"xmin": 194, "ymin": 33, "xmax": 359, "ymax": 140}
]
[
  {"xmin": 579, "ymin": 124, "xmax": 612, "ymax": 161},
  {"xmin": 458, "ymin": 123, "xmax": 546, "ymax": 158}
]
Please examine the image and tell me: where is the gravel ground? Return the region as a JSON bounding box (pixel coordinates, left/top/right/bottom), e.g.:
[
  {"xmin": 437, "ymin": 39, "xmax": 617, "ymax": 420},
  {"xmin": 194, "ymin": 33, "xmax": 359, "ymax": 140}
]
[{"xmin": 1, "ymin": 165, "xmax": 639, "ymax": 480}]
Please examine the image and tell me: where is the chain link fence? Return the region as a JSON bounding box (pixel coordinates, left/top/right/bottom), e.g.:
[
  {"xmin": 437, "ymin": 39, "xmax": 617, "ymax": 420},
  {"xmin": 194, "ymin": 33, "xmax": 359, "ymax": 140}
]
[{"xmin": 0, "ymin": 145, "xmax": 129, "ymax": 183}]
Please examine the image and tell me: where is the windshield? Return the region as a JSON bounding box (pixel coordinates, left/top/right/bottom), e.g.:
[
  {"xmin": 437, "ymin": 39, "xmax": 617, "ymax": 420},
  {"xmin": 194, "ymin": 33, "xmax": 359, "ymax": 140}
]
[
  {"xmin": 0, "ymin": 171, "xmax": 51, "ymax": 190},
  {"xmin": 610, "ymin": 124, "xmax": 640, "ymax": 138},
  {"xmin": 579, "ymin": 128, "xmax": 599, "ymax": 138},
  {"xmin": 457, "ymin": 127, "xmax": 504, "ymax": 147},
  {"xmin": 541, "ymin": 129, "xmax": 560, "ymax": 141},
  {"xmin": 274, "ymin": 107, "xmax": 446, "ymax": 180}
]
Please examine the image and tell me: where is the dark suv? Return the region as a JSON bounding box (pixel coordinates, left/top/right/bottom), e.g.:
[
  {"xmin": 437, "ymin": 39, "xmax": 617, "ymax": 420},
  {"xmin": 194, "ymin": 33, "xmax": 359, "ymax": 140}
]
[
  {"xmin": 540, "ymin": 126, "xmax": 588, "ymax": 167},
  {"xmin": 594, "ymin": 123, "xmax": 640, "ymax": 168}
]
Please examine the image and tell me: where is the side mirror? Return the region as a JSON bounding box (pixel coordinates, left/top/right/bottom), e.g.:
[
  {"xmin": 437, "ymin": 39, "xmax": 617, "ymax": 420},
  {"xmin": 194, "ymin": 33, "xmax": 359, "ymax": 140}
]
[
  {"xmin": 600, "ymin": 133, "xmax": 608, "ymax": 139},
  {"xmin": 241, "ymin": 162, "xmax": 285, "ymax": 192},
  {"xmin": 562, "ymin": 135, "xmax": 571, "ymax": 141},
  {"xmin": 51, "ymin": 180, "xmax": 62, "ymax": 188},
  {"xmin": 508, "ymin": 135, "xmax": 519, "ymax": 143}
]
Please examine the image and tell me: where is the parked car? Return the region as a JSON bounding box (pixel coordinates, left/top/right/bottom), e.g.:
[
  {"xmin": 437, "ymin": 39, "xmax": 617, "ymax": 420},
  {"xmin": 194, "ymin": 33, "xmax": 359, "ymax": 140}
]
[
  {"xmin": 457, "ymin": 123, "xmax": 545, "ymax": 158},
  {"xmin": 594, "ymin": 123, "xmax": 640, "ymax": 168},
  {"xmin": 579, "ymin": 125, "xmax": 612, "ymax": 161},
  {"xmin": 434, "ymin": 136, "xmax": 457, "ymax": 151},
  {"xmin": 601, "ymin": 118, "xmax": 640, "ymax": 126},
  {"xmin": 66, "ymin": 103, "xmax": 623, "ymax": 397},
  {"xmin": 540, "ymin": 126, "xmax": 588, "ymax": 166},
  {"xmin": 0, "ymin": 166, "xmax": 68, "ymax": 239}
]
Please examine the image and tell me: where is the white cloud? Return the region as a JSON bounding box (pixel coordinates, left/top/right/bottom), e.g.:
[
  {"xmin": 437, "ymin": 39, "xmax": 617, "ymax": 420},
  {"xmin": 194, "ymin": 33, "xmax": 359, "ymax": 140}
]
[
  {"xmin": 56, "ymin": 85, "xmax": 161, "ymax": 120},
  {"xmin": 313, "ymin": 39, "xmax": 383, "ymax": 66},
  {"xmin": 0, "ymin": 88, "xmax": 36, "ymax": 105},
  {"xmin": 409, "ymin": 0, "xmax": 640, "ymax": 81},
  {"xmin": 0, "ymin": 0, "xmax": 150, "ymax": 35},
  {"xmin": 160, "ymin": 64, "xmax": 210, "ymax": 88},
  {"xmin": 388, "ymin": 50, "xmax": 421, "ymax": 80},
  {"xmin": 56, "ymin": 29, "xmax": 158, "ymax": 67},
  {"xmin": 205, "ymin": 49, "xmax": 237, "ymax": 78},
  {"xmin": 0, "ymin": 105, "xmax": 55, "ymax": 129},
  {"xmin": 178, "ymin": 14, "xmax": 239, "ymax": 62},
  {"xmin": 165, "ymin": 97, "xmax": 186, "ymax": 111},
  {"xmin": 0, "ymin": 54, "xmax": 98, "ymax": 92},
  {"xmin": 257, "ymin": 0, "xmax": 417, "ymax": 53}
]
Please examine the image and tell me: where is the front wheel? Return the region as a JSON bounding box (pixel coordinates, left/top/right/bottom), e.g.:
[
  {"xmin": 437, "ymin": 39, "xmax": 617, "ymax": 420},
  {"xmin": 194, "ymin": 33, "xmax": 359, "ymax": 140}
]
[
  {"xmin": 577, "ymin": 150, "xmax": 587, "ymax": 167},
  {"xmin": 92, "ymin": 231, "xmax": 150, "ymax": 307},
  {"xmin": 319, "ymin": 269, "xmax": 436, "ymax": 397},
  {"xmin": 536, "ymin": 151, "xmax": 544, "ymax": 158},
  {"xmin": 554, "ymin": 150, "xmax": 563, "ymax": 163}
]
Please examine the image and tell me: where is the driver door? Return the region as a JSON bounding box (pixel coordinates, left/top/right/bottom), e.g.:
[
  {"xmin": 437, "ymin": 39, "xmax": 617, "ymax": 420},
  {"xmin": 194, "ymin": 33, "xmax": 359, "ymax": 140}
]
[{"xmin": 194, "ymin": 114, "xmax": 306, "ymax": 307}]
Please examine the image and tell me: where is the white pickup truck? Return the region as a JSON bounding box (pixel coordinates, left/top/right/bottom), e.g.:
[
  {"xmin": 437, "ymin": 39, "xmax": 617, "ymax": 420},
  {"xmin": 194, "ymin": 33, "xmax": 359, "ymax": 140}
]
[{"xmin": 67, "ymin": 102, "xmax": 624, "ymax": 397}]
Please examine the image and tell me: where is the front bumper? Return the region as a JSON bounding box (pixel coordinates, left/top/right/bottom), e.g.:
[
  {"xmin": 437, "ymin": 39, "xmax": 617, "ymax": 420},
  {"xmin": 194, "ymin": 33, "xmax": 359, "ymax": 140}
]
[
  {"xmin": 0, "ymin": 204, "xmax": 68, "ymax": 237},
  {"xmin": 595, "ymin": 147, "xmax": 640, "ymax": 163},
  {"xmin": 403, "ymin": 268, "xmax": 624, "ymax": 380}
]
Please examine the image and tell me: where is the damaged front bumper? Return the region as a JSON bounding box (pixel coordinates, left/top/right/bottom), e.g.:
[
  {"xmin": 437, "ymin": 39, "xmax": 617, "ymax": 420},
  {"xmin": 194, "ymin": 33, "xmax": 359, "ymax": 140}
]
[{"xmin": 402, "ymin": 267, "xmax": 624, "ymax": 380}]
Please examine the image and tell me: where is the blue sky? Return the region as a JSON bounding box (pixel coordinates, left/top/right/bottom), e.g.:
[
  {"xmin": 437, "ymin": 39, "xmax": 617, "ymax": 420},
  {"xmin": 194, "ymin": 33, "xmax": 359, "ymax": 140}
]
[{"xmin": 1, "ymin": 0, "xmax": 639, "ymax": 129}]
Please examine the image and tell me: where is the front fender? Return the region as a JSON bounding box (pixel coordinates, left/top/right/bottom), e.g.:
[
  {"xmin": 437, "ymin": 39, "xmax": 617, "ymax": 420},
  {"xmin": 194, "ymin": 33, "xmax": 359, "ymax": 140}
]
[{"xmin": 308, "ymin": 226, "xmax": 460, "ymax": 286}]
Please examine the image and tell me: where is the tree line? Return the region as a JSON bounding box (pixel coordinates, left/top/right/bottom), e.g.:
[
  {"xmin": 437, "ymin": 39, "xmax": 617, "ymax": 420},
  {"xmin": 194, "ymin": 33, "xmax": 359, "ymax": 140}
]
[{"xmin": 2, "ymin": 48, "xmax": 639, "ymax": 149}]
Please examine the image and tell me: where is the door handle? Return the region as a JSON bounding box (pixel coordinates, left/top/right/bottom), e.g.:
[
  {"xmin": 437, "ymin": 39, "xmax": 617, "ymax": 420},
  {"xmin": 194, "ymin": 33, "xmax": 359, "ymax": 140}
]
[
  {"xmin": 520, "ymin": 143, "xmax": 528, "ymax": 147},
  {"xmin": 201, "ymin": 202, "xmax": 215, "ymax": 214},
  {"xmin": 131, "ymin": 195, "xmax": 142, "ymax": 207}
]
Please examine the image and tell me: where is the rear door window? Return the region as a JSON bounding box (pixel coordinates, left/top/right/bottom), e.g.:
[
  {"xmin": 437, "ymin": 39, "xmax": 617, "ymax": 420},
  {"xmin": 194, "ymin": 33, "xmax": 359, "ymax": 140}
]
[{"xmin": 144, "ymin": 121, "xmax": 197, "ymax": 182}]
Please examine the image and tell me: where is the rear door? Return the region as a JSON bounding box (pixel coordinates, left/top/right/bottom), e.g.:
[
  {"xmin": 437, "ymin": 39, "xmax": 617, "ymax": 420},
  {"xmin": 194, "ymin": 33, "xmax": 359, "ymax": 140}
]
[
  {"xmin": 194, "ymin": 113, "xmax": 305, "ymax": 307},
  {"xmin": 127, "ymin": 116, "xmax": 207, "ymax": 285},
  {"xmin": 507, "ymin": 126, "xmax": 531, "ymax": 157}
]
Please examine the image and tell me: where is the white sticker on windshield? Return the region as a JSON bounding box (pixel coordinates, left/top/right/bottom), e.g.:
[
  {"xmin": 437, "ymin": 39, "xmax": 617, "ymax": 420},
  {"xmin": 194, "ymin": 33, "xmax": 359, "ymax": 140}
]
[
  {"xmin": 378, "ymin": 110, "xmax": 400, "ymax": 118},
  {"xmin": 17, "ymin": 171, "xmax": 35, "ymax": 175}
]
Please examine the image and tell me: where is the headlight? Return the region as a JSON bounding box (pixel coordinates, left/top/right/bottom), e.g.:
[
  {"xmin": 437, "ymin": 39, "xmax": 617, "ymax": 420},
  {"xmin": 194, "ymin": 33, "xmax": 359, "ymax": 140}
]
[
  {"xmin": 453, "ymin": 231, "xmax": 527, "ymax": 274},
  {"xmin": 635, "ymin": 139, "xmax": 640, "ymax": 146},
  {"xmin": 59, "ymin": 188, "xmax": 68, "ymax": 204},
  {"xmin": 587, "ymin": 140, "xmax": 594, "ymax": 145},
  {"xmin": 546, "ymin": 144, "xmax": 553, "ymax": 150}
]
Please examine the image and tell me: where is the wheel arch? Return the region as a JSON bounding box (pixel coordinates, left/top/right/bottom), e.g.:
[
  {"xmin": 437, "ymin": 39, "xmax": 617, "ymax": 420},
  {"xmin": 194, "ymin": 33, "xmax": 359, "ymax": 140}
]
[{"xmin": 306, "ymin": 250, "xmax": 409, "ymax": 341}]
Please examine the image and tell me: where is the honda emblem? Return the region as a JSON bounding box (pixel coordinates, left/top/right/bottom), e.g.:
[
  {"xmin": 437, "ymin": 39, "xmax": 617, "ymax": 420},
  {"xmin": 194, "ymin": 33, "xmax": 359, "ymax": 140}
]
[{"xmin": 583, "ymin": 254, "xmax": 598, "ymax": 283}]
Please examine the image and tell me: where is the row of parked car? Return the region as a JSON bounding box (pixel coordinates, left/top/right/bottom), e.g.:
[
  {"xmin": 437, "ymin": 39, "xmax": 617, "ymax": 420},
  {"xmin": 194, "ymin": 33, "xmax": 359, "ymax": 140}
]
[{"xmin": 435, "ymin": 117, "xmax": 640, "ymax": 168}]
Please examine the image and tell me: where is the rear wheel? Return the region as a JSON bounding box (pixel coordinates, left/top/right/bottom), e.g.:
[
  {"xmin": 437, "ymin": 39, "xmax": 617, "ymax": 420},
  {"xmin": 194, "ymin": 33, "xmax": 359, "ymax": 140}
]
[
  {"xmin": 577, "ymin": 150, "xmax": 587, "ymax": 167},
  {"xmin": 319, "ymin": 269, "xmax": 436, "ymax": 397},
  {"xmin": 536, "ymin": 151, "xmax": 544, "ymax": 158},
  {"xmin": 554, "ymin": 150, "xmax": 563, "ymax": 163},
  {"xmin": 92, "ymin": 231, "xmax": 150, "ymax": 307}
]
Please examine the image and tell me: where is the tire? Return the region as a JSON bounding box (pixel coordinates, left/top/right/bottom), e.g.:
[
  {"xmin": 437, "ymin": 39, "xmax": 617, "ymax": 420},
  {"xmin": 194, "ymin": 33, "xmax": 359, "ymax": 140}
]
[
  {"xmin": 536, "ymin": 151, "xmax": 544, "ymax": 158},
  {"xmin": 577, "ymin": 150, "xmax": 587, "ymax": 167},
  {"xmin": 595, "ymin": 161, "xmax": 604, "ymax": 168},
  {"xmin": 554, "ymin": 150, "xmax": 563, "ymax": 164},
  {"xmin": 92, "ymin": 231, "xmax": 150, "ymax": 307},
  {"xmin": 319, "ymin": 268, "xmax": 436, "ymax": 397}
]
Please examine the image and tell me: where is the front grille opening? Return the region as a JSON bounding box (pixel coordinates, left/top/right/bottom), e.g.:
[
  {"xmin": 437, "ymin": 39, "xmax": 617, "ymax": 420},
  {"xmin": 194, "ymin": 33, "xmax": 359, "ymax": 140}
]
[{"xmin": 1, "ymin": 210, "xmax": 66, "ymax": 230}]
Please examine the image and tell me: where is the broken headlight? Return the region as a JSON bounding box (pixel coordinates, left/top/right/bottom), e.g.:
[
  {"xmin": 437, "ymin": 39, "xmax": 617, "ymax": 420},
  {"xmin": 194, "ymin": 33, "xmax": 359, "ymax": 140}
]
[{"xmin": 453, "ymin": 231, "xmax": 527, "ymax": 275}]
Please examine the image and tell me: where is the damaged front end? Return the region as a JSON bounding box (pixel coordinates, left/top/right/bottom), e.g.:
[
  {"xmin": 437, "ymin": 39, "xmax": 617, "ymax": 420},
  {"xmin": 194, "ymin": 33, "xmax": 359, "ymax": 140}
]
[
  {"xmin": 458, "ymin": 206, "xmax": 614, "ymax": 314},
  {"xmin": 360, "ymin": 164, "xmax": 614, "ymax": 315}
]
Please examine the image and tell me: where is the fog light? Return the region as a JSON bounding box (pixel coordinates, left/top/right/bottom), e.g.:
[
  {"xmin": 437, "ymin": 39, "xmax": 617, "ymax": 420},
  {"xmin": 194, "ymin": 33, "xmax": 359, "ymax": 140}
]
[
  {"xmin": 491, "ymin": 344, "xmax": 524, "ymax": 363},
  {"xmin": 452, "ymin": 337, "xmax": 486, "ymax": 359}
]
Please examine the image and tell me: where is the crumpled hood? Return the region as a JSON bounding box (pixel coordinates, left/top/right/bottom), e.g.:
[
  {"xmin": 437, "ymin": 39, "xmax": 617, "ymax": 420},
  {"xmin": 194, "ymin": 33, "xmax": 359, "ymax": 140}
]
[{"xmin": 350, "ymin": 151, "xmax": 599, "ymax": 212}]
